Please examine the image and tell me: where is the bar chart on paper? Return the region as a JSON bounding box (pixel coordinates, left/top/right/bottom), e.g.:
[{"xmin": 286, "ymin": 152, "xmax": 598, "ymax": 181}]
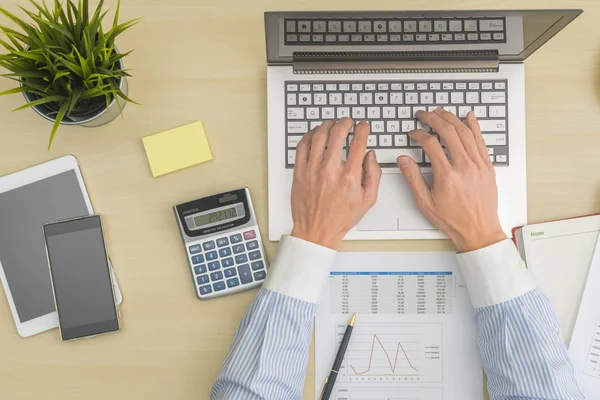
[{"xmin": 335, "ymin": 322, "xmax": 443, "ymax": 383}]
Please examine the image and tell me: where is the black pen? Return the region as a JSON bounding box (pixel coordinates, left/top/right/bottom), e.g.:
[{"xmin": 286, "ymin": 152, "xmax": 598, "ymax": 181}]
[{"xmin": 319, "ymin": 313, "xmax": 356, "ymax": 400}]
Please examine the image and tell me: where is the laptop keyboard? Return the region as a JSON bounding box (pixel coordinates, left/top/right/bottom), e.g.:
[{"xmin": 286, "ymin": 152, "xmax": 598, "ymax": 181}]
[
  {"xmin": 285, "ymin": 80, "xmax": 508, "ymax": 168},
  {"xmin": 285, "ymin": 18, "xmax": 506, "ymax": 45}
]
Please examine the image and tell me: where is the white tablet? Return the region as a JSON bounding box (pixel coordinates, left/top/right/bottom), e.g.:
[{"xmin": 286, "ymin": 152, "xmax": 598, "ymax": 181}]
[{"xmin": 0, "ymin": 156, "xmax": 123, "ymax": 337}]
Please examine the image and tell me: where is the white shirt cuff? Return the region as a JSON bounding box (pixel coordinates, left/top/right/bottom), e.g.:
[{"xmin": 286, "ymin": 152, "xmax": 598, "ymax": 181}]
[
  {"xmin": 263, "ymin": 235, "xmax": 337, "ymax": 304},
  {"xmin": 456, "ymin": 239, "xmax": 537, "ymax": 308}
]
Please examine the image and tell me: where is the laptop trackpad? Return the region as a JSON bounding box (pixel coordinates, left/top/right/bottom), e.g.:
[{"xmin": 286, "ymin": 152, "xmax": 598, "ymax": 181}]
[{"xmin": 357, "ymin": 173, "xmax": 437, "ymax": 231}]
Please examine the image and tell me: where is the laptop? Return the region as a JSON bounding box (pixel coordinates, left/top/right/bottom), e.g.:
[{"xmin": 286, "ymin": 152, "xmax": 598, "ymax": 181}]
[{"xmin": 265, "ymin": 10, "xmax": 582, "ymax": 241}]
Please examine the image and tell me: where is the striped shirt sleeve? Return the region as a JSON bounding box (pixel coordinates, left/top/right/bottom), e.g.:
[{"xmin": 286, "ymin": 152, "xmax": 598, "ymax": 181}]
[
  {"xmin": 457, "ymin": 240, "xmax": 585, "ymax": 399},
  {"xmin": 210, "ymin": 289, "xmax": 316, "ymax": 400},
  {"xmin": 211, "ymin": 236, "xmax": 336, "ymax": 399}
]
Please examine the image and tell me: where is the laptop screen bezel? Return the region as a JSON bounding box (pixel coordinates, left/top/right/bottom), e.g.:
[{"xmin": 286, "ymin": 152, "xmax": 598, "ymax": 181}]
[{"xmin": 265, "ymin": 9, "xmax": 583, "ymax": 64}]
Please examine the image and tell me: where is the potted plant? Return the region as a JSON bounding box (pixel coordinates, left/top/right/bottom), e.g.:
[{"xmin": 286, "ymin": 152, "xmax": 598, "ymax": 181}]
[{"xmin": 0, "ymin": 0, "xmax": 139, "ymax": 148}]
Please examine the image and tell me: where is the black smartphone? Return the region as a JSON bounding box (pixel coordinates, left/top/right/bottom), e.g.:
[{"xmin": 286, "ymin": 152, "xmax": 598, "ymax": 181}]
[{"xmin": 43, "ymin": 215, "xmax": 120, "ymax": 341}]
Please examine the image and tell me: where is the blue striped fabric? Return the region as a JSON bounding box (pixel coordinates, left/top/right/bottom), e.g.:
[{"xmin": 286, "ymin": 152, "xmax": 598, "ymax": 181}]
[
  {"xmin": 211, "ymin": 289, "xmax": 316, "ymax": 400},
  {"xmin": 475, "ymin": 288, "xmax": 584, "ymax": 399},
  {"xmin": 211, "ymin": 288, "xmax": 584, "ymax": 399}
]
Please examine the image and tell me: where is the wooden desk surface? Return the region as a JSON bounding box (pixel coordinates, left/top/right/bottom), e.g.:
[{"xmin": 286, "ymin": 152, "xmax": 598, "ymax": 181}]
[{"xmin": 0, "ymin": 0, "xmax": 599, "ymax": 398}]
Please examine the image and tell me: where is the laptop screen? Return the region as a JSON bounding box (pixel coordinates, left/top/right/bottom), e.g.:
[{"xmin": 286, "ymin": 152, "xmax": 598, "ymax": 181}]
[{"xmin": 265, "ymin": 10, "xmax": 582, "ymax": 63}]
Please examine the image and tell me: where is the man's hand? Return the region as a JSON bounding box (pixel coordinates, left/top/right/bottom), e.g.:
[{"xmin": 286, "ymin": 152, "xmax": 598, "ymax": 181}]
[
  {"xmin": 290, "ymin": 118, "xmax": 382, "ymax": 250},
  {"xmin": 397, "ymin": 108, "xmax": 506, "ymax": 252}
]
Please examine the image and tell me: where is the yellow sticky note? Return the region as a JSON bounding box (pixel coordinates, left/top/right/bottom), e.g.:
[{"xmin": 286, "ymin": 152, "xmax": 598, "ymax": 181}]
[{"xmin": 142, "ymin": 121, "xmax": 213, "ymax": 177}]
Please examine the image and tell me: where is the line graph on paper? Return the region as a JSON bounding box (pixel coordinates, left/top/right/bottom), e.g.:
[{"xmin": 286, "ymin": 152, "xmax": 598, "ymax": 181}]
[{"xmin": 336, "ymin": 323, "xmax": 443, "ymax": 383}]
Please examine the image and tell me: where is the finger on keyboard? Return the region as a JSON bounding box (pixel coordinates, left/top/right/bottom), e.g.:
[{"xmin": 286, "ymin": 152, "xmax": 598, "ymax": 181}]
[
  {"xmin": 325, "ymin": 118, "xmax": 353, "ymax": 164},
  {"xmin": 347, "ymin": 121, "xmax": 371, "ymax": 171},
  {"xmin": 465, "ymin": 112, "xmax": 491, "ymax": 164},
  {"xmin": 434, "ymin": 108, "xmax": 482, "ymax": 163},
  {"xmin": 407, "ymin": 130, "xmax": 449, "ymax": 170},
  {"xmin": 295, "ymin": 129, "xmax": 316, "ymax": 171},
  {"xmin": 415, "ymin": 109, "xmax": 468, "ymax": 163},
  {"xmin": 309, "ymin": 121, "xmax": 335, "ymax": 166}
]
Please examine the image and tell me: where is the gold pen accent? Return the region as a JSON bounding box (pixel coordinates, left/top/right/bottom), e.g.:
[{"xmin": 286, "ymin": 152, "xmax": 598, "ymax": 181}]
[
  {"xmin": 349, "ymin": 313, "xmax": 356, "ymax": 326},
  {"xmin": 320, "ymin": 314, "xmax": 357, "ymax": 400},
  {"xmin": 319, "ymin": 377, "xmax": 329, "ymax": 400}
]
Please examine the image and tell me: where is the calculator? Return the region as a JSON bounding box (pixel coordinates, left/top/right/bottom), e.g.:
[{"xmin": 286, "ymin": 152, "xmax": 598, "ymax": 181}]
[{"xmin": 174, "ymin": 188, "xmax": 268, "ymax": 299}]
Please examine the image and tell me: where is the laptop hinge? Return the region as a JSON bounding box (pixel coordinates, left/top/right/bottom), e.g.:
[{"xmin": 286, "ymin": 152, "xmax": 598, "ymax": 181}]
[{"xmin": 292, "ymin": 50, "xmax": 499, "ymax": 74}]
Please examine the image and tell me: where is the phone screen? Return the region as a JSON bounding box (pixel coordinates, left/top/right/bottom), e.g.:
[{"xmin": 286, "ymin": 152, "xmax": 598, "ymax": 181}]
[{"xmin": 44, "ymin": 216, "xmax": 119, "ymax": 340}]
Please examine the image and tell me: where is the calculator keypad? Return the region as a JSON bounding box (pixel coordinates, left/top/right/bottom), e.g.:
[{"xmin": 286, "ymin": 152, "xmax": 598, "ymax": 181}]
[
  {"xmin": 203, "ymin": 241, "xmax": 216, "ymax": 251},
  {"xmin": 189, "ymin": 245, "xmax": 202, "ymax": 254},
  {"xmin": 238, "ymin": 265, "xmax": 253, "ymax": 284},
  {"xmin": 230, "ymin": 234, "xmax": 243, "ymax": 243},
  {"xmin": 187, "ymin": 228, "xmax": 267, "ymax": 297},
  {"xmin": 236, "ymin": 254, "xmax": 248, "ymax": 264},
  {"xmin": 194, "ymin": 265, "xmax": 207, "ymax": 275}
]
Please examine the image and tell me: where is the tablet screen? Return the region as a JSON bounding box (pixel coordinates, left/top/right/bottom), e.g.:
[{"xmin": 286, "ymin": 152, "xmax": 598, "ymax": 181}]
[{"xmin": 0, "ymin": 170, "xmax": 89, "ymax": 323}]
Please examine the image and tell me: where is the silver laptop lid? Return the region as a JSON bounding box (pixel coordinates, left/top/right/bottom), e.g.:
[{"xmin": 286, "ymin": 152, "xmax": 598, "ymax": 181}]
[{"xmin": 265, "ymin": 10, "xmax": 582, "ymax": 73}]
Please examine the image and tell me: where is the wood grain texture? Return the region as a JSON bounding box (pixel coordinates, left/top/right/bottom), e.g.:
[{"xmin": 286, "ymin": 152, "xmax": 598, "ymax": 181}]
[{"xmin": 0, "ymin": 1, "xmax": 598, "ymax": 398}]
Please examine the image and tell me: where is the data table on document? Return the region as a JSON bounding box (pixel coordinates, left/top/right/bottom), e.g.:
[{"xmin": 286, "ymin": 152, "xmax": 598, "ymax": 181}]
[{"xmin": 329, "ymin": 272, "xmax": 453, "ymax": 315}]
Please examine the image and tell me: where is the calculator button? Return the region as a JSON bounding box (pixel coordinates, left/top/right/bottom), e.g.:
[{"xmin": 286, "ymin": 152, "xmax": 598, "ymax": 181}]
[
  {"xmin": 191, "ymin": 254, "xmax": 205, "ymax": 265},
  {"xmin": 233, "ymin": 244, "xmax": 245, "ymax": 254},
  {"xmin": 199, "ymin": 285, "xmax": 212, "ymax": 295},
  {"xmin": 216, "ymin": 237, "xmax": 229, "ymax": 247},
  {"xmin": 235, "ymin": 254, "xmax": 248, "ymax": 264},
  {"xmin": 196, "ymin": 274, "xmax": 210, "ymax": 285},
  {"xmin": 227, "ymin": 278, "xmax": 240, "ymax": 288},
  {"xmin": 210, "ymin": 271, "xmax": 223, "ymax": 281},
  {"xmin": 243, "ymin": 230, "xmax": 257, "ymax": 240},
  {"xmin": 254, "ymin": 271, "xmax": 266, "ymax": 281},
  {"xmin": 249, "ymin": 251, "xmax": 262, "ymax": 261},
  {"xmin": 246, "ymin": 240, "xmax": 259, "ymax": 250},
  {"xmin": 251, "ymin": 261, "xmax": 265, "ymax": 271},
  {"xmin": 206, "ymin": 251, "xmax": 218, "ymax": 261},
  {"xmin": 202, "ymin": 241, "xmax": 216, "ymax": 251},
  {"xmin": 188, "ymin": 244, "xmax": 202, "ymax": 254},
  {"xmin": 219, "ymin": 247, "xmax": 232, "ymax": 257},
  {"xmin": 213, "ymin": 281, "xmax": 226, "ymax": 292},
  {"xmin": 224, "ymin": 267, "xmax": 237, "ymax": 278},
  {"xmin": 222, "ymin": 257, "xmax": 235, "ymax": 268},
  {"xmin": 194, "ymin": 264, "xmax": 207, "ymax": 275},
  {"xmin": 208, "ymin": 261, "xmax": 221, "ymax": 271},
  {"xmin": 230, "ymin": 234, "xmax": 243, "ymax": 243},
  {"xmin": 238, "ymin": 264, "xmax": 253, "ymax": 284}
]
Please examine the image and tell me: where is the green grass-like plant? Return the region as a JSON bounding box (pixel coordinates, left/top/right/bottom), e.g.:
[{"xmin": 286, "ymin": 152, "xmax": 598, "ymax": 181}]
[{"xmin": 0, "ymin": 0, "xmax": 139, "ymax": 148}]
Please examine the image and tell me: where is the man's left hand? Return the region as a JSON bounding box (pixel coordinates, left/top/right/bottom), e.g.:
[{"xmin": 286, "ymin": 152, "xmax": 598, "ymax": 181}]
[{"xmin": 290, "ymin": 118, "xmax": 382, "ymax": 250}]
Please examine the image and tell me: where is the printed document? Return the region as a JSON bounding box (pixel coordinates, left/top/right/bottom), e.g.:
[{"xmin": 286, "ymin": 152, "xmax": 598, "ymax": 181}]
[{"xmin": 315, "ymin": 252, "xmax": 482, "ymax": 400}]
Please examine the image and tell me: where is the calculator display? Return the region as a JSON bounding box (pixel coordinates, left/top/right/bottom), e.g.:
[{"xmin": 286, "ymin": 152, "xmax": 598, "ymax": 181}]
[{"xmin": 194, "ymin": 207, "xmax": 238, "ymax": 227}]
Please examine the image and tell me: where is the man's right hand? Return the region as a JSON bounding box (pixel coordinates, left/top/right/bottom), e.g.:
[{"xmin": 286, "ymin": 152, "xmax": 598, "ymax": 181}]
[{"xmin": 397, "ymin": 108, "xmax": 507, "ymax": 253}]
